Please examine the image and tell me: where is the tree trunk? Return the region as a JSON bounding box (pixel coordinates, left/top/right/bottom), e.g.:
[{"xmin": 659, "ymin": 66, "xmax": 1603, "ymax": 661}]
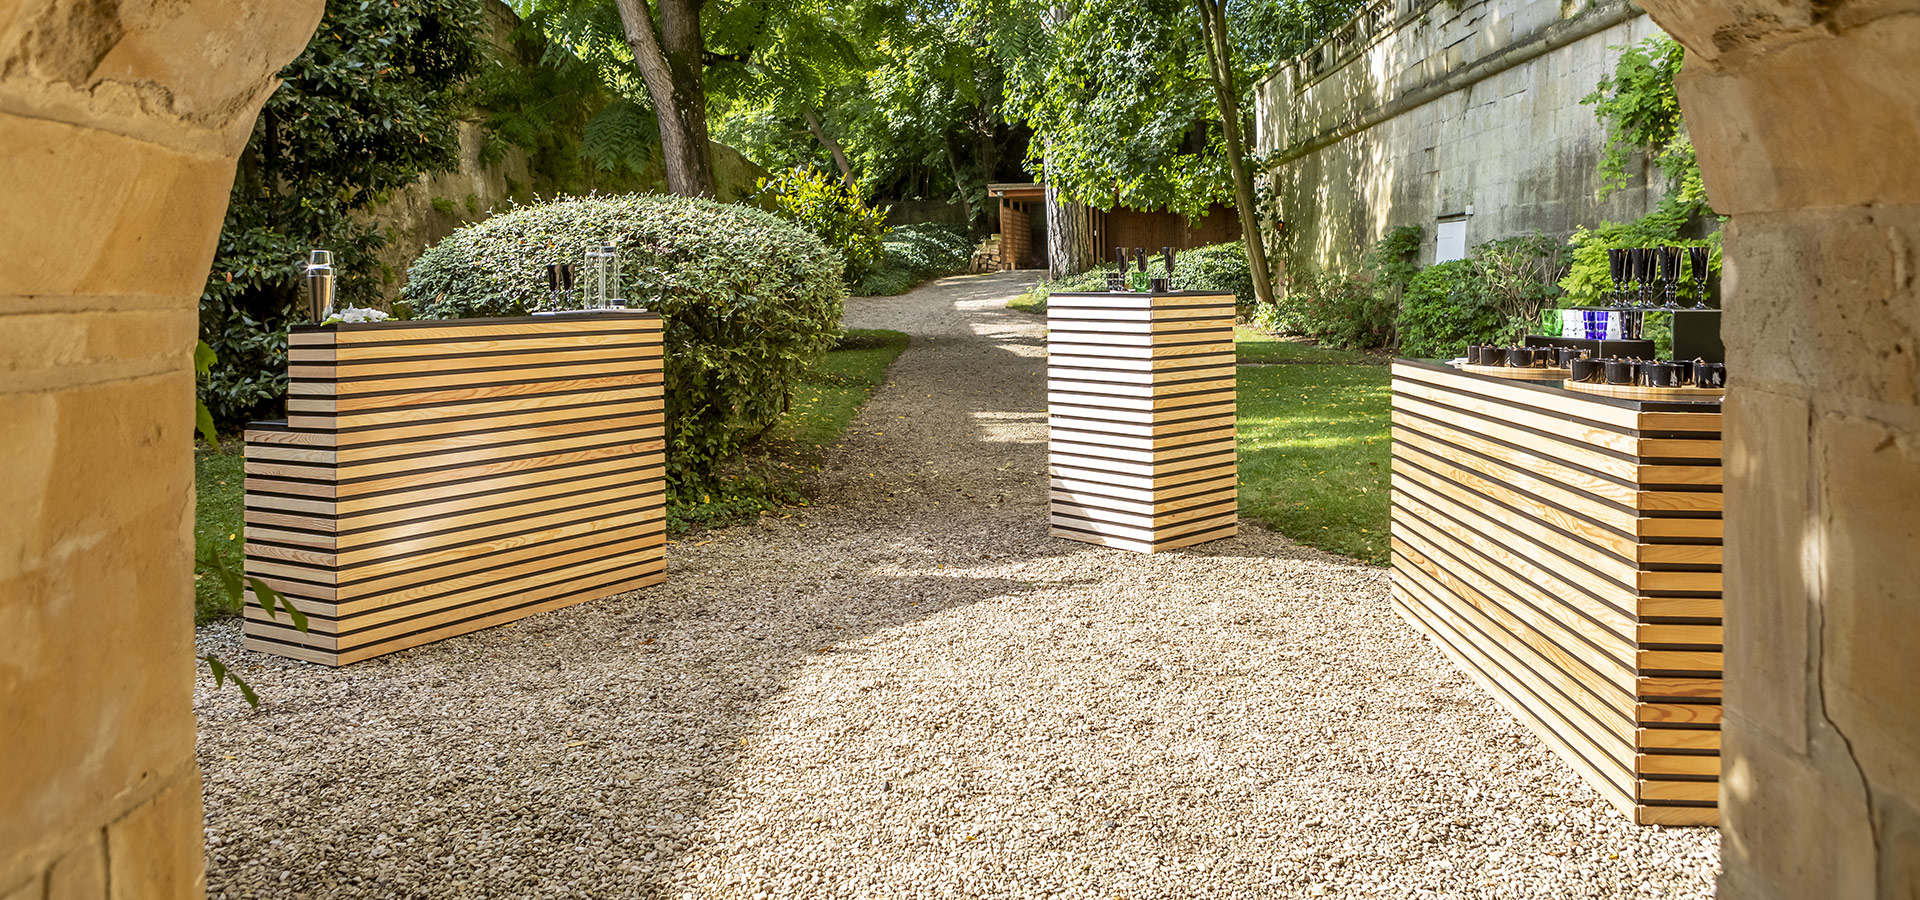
[
  {"xmin": 1044, "ymin": 170, "xmax": 1095, "ymax": 278},
  {"xmin": 943, "ymin": 131, "xmax": 976, "ymax": 228},
  {"xmin": 1195, "ymin": 0, "xmax": 1275, "ymax": 309},
  {"xmin": 973, "ymin": 104, "xmax": 998, "ymax": 236},
  {"xmin": 612, "ymin": 0, "xmax": 716, "ymax": 198},
  {"xmin": 803, "ymin": 109, "xmax": 856, "ymax": 187}
]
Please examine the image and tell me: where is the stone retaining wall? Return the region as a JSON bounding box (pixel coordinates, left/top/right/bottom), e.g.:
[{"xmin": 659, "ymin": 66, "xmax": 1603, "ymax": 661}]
[{"xmin": 1253, "ymin": 0, "xmax": 1667, "ymax": 274}]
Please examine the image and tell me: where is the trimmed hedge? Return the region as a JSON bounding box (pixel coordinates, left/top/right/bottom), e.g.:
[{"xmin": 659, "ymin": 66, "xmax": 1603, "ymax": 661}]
[{"xmin": 404, "ymin": 193, "xmax": 846, "ymax": 485}]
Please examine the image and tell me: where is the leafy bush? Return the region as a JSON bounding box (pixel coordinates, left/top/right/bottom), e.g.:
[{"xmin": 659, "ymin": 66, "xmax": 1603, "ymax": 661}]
[
  {"xmin": 1174, "ymin": 242, "xmax": 1257, "ymax": 314},
  {"xmin": 198, "ymin": 0, "xmax": 480, "ymax": 427},
  {"xmin": 757, "ymin": 167, "xmax": 888, "ymax": 284},
  {"xmin": 856, "ymin": 224, "xmax": 976, "ymax": 296},
  {"xmin": 1560, "ymin": 218, "xmax": 1721, "ymax": 306},
  {"xmin": 404, "ymin": 194, "xmax": 847, "ymax": 485},
  {"xmin": 1265, "ymin": 227, "xmax": 1416, "ymax": 350},
  {"xmin": 1396, "ymin": 260, "xmax": 1505, "ymax": 358},
  {"xmin": 1273, "ymin": 268, "xmax": 1398, "ymax": 350},
  {"xmin": 1473, "ymin": 233, "xmax": 1570, "ymax": 343}
]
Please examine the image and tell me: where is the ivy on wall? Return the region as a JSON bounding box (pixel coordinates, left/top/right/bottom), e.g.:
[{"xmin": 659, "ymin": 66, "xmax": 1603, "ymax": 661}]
[{"xmin": 198, "ymin": 0, "xmax": 482, "ymax": 427}]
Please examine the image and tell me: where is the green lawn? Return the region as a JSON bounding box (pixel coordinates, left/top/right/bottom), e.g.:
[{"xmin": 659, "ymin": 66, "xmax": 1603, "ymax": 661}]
[
  {"xmin": 193, "ymin": 328, "xmax": 911, "ymax": 622},
  {"xmin": 1235, "ymin": 346, "xmax": 1391, "ymax": 565},
  {"xmin": 193, "ymin": 443, "xmax": 247, "ymax": 623}
]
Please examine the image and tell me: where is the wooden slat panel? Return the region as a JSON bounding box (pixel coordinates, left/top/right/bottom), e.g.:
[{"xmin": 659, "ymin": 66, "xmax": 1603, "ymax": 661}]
[
  {"xmin": 1637, "ymin": 754, "xmax": 1722, "ymax": 777},
  {"xmin": 1391, "ymin": 577, "xmax": 1636, "ymax": 807},
  {"xmin": 1639, "ymin": 780, "xmax": 1720, "ymax": 804},
  {"xmin": 1637, "ymin": 728, "xmax": 1722, "ymax": 751},
  {"xmin": 244, "ymin": 315, "xmax": 667, "ymax": 666},
  {"xmin": 1048, "ymin": 292, "xmax": 1236, "ymax": 553},
  {"xmin": 1637, "ymin": 677, "xmax": 1724, "ymax": 700},
  {"xmin": 1637, "ymin": 703, "xmax": 1723, "ymax": 725},
  {"xmin": 1390, "ymin": 362, "xmax": 1722, "ymax": 827},
  {"xmin": 1393, "ymin": 362, "xmax": 1641, "ymax": 429},
  {"xmin": 1637, "ymin": 805, "xmax": 1719, "ymax": 827}
]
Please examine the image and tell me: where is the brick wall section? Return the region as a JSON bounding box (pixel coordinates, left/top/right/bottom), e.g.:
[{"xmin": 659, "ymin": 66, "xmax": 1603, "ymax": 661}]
[
  {"xmin": 1640, "ymin": 2, "xmax": 1920, "ymax": 896},
  {"xmin": 0, "ymin": 1, "xmax": 320, "ymax": 898}
]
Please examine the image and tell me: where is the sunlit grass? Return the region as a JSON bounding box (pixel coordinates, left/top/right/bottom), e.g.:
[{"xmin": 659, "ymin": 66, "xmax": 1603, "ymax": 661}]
[
  {"xmin": 1235, "ymin": 344, "xmax": 1391, "ymax": 565},
  {"xmin": 193, "ymin": 443, "xmax": 247, "ymax": 623}
]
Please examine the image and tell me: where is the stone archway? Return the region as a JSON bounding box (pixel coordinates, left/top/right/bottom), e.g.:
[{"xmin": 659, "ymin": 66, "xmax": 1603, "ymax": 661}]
[
  {"xmin": 1638, "ymin": 3, "xmax": 1920, "ymax": 897},
  {"xmin": 0, "ymin": 1, "xmax": 319, "ymax": 895}
]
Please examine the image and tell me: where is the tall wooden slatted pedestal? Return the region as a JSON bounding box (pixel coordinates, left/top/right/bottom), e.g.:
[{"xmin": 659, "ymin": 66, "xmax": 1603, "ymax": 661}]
[
  {"xmin": 1389, "ymin": 361, "xmax": 1724, "ymax": 826},
  {"xmin": 242, "ymin": 313, "xmax": 666, "ymax": 665},
  {"xmin": 1046, "ymin": 291, "xmax": 1238, "ymax": 552}
]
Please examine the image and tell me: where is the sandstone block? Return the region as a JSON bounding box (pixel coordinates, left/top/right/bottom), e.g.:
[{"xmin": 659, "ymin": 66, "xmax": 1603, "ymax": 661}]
[
  {"xmin": 0, "ymin": 373, "xmax": 197, "ymax": 869},
  {"xmin": 0, "ymin": 113, "xmax": 242, "ymax": 302},
  {"xmin": 1674, "ymin": 14, "xmax": 1920, "ymax": 215},
  {"xmin": 1721, "ymin": 386, "xmax": 1811, "ymax": 754},
  {"xmin": 1817, "ymin": 412, "xmax": 1920, "ymax": 794},
  {"xmin": 1721, "ymin": 208, "xmax": 1920, "ymax": 406},
  {"xmin": 47, "ymin": 831, "xmax": 105, "ymax": 900},
  {"xmin": 1718, "ymin": 716, "xmax": 1876, "ymax": 899},
  {"xmin": 106, "ymin": 773, "xmax": 203, "ymax": 900}
]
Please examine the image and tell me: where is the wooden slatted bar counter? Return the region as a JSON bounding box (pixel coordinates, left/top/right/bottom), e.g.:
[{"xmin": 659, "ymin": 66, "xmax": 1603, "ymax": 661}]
[
  {"xmin": 1047, "ymin": 290, "xmax": 1238, "ymax": 552},
  {"xmin": 242, "ymin": 313, "xmax": 666, "ymax": 665},
  {"xmin": 1389, "ymin": 361, "xmax": 1723, "ymax": 826}
]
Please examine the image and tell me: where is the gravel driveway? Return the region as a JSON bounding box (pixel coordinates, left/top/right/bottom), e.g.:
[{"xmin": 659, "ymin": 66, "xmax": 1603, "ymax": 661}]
[{"xmin": 196, "ymin": 271, "xmax": 1719, "ymax": 898}]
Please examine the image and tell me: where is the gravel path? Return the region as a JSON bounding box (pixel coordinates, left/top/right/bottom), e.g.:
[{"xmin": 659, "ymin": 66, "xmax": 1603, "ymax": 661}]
[{"xmin": 196, "ymin": 271, "xmax": 1719, "ymax": 899}]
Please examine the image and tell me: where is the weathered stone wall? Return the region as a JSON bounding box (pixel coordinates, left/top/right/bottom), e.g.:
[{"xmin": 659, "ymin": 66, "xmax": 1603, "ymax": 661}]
[
  {"xmin": 0, "ymin": 0, "xmax": 318, "ymax": 897},
  {"xmin": 1253, "ymin": 0, "xmax": 1667, "ymax": 274},
  {"xmin": 1638, "ymin": 1, "xmax": 1920, "ymax": 896}
]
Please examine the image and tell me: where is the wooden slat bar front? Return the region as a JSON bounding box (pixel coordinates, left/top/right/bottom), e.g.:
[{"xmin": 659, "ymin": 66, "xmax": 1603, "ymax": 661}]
[
  {"xmin": 1389, "ymin": 361, "xmax": 1723, "ymax": 827},
  {"xmin": 1047, "ymin": 291, "xmax": 1237, "ymax": 552},
  {"xmin": 242, "ymin": 314, "xmax": 666, "ymax": 666}
]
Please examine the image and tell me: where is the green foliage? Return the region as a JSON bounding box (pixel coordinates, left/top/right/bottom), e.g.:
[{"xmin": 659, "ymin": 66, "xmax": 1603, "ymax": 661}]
[
  {"xmin": 671, "ymin": 328, "xmax": 909, "ymax": 531},
  {"xmin": 856, "ymin": 224, "xmax": 976, "ymax": 296},
  {"xmin": 1364, "ymin": 225, "xmax": 1422, "ymax": 297},
  {"xmin": 758, "ymin": 167, "xmax": 890, "ymax": 283},
  {"xmin": 193, "ymin": 341, "xmax": 220, "ymax": 444},
  {"xmin": 1473, "ymin": 233, "xmax": 1570, "ymax": 343},
  {"xmin": 404, "ymin": 193, "xmax": 846, "ymax": 486},
  {"xmin": 982, "ymin": 0, "xmax": 1356, "ymax": 216},
  {"xmin": 199, "ymin": 0, "xmax": 481, "ymax": 427},
  {"xmin": 1560, "ymin": 222, "xmax": 1721, "ymax": 306},
  {"xmin": 1395, "ymin": 260, "xmax": 1504, "ymax": 358},
  {"xmin": 1175, "ymin": 241, "xmax": 1258, "ymax": 314},
  {"xmin": 1271, "ymin": 268, "xmax": 1398, "ymax": 350},
  {"xmin": 1267, "ymin": 227, "xmax": 1419, "ymax": 350},
  {"xmin": 1583, "ymin": 35, "xmax": 1690, "ymax": 201}
]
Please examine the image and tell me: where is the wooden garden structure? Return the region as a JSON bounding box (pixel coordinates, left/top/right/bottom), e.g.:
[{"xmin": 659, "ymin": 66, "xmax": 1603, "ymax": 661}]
[
  {"xmin": 1389, "ymin": 361, "xmax": 1724, "ymax": 825},
  {"xmin": 241, "ymin": 314, "xmax": 667, "ymax": 665},
  {"xmin": 1047, "ymin": 290, "xmax": 1239, "ymax": 552}
]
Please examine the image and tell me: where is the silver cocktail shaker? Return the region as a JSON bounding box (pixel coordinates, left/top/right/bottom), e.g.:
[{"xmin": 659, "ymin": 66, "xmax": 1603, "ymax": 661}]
[{"xmin": 305, "ymin": 250, "xmax": 336, "ymax": 323}]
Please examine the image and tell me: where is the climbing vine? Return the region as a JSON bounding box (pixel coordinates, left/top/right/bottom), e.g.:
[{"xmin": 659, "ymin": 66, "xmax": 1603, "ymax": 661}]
[
  {"xmin": 1561, "ymin": 35, "xmax": 1720, "ymax": 307},
  {"xmin": 1582, "ymin": 35, "xmax": 1694, "ymax": 203}
]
